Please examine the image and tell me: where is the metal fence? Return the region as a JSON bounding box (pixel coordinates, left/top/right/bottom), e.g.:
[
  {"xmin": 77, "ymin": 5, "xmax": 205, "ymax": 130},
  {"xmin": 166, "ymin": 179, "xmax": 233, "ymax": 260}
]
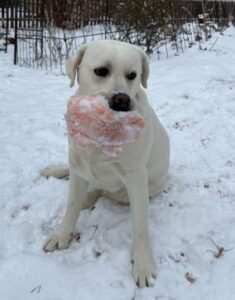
[{"xmin": 1, "ymin": 0, "xmax": 235, "ymax": 70}]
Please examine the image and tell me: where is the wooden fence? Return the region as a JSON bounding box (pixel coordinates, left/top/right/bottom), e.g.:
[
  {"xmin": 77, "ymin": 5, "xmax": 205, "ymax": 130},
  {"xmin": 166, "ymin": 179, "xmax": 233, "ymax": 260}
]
[
  {"xmin": 1, "ymin": 0, "xmax": 235, "ymax": 29},
  {"xmin": 0, "ymin": 0, "xmax": 44, "ymax": 29},
  {"xmin": 0, "ymin": 0, "xmax": 234, "ymax": 67}
]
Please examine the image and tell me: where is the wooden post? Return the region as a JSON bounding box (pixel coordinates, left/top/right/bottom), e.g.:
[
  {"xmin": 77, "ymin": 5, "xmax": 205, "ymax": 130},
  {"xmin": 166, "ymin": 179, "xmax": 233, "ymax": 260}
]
[
  {"xmin": 201, "ymin": 0, "xmax": 208, "ymax": 41},
  {"xmin": 14, "ymin": 1, "xmax": 18, "ymax": 65}
]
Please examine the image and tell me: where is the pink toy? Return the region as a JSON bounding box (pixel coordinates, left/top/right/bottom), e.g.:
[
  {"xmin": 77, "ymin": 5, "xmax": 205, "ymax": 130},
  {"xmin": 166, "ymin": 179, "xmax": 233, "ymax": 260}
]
[{"xmin": 66, "ymin": 95, "xmax": 145, "ymax": 156}]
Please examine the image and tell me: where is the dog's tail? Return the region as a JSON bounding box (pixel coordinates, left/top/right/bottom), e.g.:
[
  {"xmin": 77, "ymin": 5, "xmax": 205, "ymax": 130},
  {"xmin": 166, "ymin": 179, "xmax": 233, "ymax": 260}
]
[{"xmin": 40, "ymin": 164, "xmax": 69, "ymax": 179}]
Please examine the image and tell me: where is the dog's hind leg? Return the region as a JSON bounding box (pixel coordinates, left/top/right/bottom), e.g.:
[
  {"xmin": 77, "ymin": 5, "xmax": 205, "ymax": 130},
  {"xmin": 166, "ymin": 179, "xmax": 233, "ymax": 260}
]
[
  {"xmin": 40, "ymin": 164, "xmax": 69, "ymax": 179},
  {"xmin": 82, "ymin": 189, "xmax": 103, "ymax": 210}
]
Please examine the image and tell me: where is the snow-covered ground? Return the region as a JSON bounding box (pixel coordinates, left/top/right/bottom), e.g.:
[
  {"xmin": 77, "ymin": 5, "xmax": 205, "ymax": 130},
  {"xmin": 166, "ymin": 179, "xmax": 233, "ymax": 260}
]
[{"xmin": 0, "ymin": 27, "xmax": 235, "ymax": 300}]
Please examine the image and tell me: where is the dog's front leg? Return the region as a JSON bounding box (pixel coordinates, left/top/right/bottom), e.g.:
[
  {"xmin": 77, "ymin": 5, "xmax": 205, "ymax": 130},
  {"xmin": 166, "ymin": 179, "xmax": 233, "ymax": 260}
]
[
  {"xmin": 43, "ymin": 169, "xmax": 88, "ymax": 252},
  {"xmin": 124, "ymin": 167, "xmax": 156, "ymax": 288}
]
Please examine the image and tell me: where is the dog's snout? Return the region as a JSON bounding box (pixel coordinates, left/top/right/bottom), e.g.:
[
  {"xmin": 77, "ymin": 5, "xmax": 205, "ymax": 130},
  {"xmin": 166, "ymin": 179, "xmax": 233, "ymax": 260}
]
[{"xmin": 109, "ymin": 93, "xmax": 131, "ymax": 112}]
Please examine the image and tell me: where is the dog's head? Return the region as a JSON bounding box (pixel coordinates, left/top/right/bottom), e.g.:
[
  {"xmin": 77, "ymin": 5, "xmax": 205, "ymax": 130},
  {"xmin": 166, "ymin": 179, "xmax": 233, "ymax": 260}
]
[{"xmin": 65, "ymin": 40, "xmax": 149, "ymax": 112}]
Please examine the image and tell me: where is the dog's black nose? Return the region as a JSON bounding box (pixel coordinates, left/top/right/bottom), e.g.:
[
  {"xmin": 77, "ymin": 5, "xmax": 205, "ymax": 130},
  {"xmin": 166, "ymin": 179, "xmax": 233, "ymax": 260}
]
[{"xmin": 109, "ymin": 93, "xmax": 131, "ymax": 112}]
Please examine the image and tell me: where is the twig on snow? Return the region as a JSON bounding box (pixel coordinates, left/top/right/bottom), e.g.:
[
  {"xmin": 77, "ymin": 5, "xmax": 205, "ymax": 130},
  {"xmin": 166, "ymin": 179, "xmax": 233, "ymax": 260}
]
[
  {"xmin": 185, "ymin": 272, "xmax": 197, "ymax": 284},
  {"xmin": 30, "ymin": 285, "xmax": 41, "ymax": 294},
  {"xmin": 209, "ymin": 37, "xmax": 219, "ymax": 51},
  {"xmin": 208, "ymin": 237, "xmax": 233, "ymax": 259}
]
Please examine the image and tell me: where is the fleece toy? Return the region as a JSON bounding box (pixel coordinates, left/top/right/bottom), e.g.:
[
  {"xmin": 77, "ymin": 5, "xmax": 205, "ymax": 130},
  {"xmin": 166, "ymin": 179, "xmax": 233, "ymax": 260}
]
[{"xmin": 66, "ymin": 95, "xmax": 145, "ymax": 156}]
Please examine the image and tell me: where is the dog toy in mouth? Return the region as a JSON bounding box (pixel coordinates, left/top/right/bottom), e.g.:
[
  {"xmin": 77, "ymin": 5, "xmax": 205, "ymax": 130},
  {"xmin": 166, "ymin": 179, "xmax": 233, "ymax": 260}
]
[{"xmin": 66, "ymin": 95, "xmax": 145, "ymax": 156}]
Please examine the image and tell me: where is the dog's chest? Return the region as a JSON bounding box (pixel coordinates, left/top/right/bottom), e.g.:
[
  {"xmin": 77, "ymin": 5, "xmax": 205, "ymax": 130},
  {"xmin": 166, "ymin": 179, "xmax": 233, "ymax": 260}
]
[{"xmin": 71, "ymin": 145, "xmax": 123, "ymax": 192}]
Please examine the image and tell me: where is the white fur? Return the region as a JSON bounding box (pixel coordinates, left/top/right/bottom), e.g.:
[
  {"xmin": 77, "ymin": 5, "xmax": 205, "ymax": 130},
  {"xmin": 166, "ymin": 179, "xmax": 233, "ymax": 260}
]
[{"xmin": 42, "ymin": 40, "xmax": 170, "ymax": 288}]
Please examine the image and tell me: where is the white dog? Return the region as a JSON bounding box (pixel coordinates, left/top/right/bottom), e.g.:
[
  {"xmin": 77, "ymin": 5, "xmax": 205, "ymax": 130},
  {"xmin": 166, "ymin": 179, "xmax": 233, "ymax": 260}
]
[{"xmin": 42, "ymin": 40, "xmax": 170, "ymax": 288}]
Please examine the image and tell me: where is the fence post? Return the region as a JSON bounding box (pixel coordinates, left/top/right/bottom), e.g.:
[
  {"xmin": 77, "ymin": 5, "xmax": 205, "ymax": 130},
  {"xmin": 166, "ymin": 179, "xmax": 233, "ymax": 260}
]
[
  {"xmin": 201, "ymin": 0, "xmax": 208, "ymax": 41},
  {"xmin": 40, "ymin": 0, "xmax": 45, "ymax": 60},
  {"xmin": 6, "ymin": 1, "xmax": 9, "ymax": 53},
  {"xmin": 13, "ymin": 0, "xmax": 18, "ymax": 65},
  {"xmin": 105, "ymin": 0, "xmax": 109, "ymax": 39}
]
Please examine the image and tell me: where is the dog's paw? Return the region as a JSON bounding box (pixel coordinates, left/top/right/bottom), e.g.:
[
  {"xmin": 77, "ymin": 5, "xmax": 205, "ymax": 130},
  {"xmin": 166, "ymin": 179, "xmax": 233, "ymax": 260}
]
[
  {"xmin": 40, "ymin": 165, "xmax": 69, "ymax": 179},
  {"xmin": 43, "ymin": 229, "xmax": 73, "ymax": 252},
  {"xmin": 132, "ymin": 254, "xmax": 157, "ymax": 288}
]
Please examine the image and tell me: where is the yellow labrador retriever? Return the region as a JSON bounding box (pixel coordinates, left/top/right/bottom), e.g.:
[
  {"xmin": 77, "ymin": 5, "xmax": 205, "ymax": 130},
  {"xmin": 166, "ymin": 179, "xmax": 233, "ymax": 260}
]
[{"xmin": 42, "ymin": 40, "xmax": 170, "ymax": 288}]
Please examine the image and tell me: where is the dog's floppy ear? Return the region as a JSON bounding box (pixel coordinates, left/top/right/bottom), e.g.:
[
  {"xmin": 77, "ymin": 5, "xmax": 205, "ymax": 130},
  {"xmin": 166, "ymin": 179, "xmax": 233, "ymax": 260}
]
[
  {"xmin": 141, "ymin": 51, "xmax": 149, "ymax": 89},
  {"xmin": 65, "ymin": 45, "xmax": 87, "ymax": 87}
]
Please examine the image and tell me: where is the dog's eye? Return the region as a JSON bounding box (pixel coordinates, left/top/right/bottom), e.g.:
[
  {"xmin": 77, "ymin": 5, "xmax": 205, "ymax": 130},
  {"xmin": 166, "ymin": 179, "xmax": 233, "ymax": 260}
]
[
  {"xmin": 126, "ymin": 72, "xmax": 137, "ymax": 80},
  {"xmin": 94, "ymin": 67, "xmax": 109, "ymax": 77}
]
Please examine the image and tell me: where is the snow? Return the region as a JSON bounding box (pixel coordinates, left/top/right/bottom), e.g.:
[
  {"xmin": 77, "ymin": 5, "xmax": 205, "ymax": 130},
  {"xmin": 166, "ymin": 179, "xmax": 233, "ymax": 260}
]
[{"xmin": 0, "ymin": 27, "xmax": 235, "ymax": 300}]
